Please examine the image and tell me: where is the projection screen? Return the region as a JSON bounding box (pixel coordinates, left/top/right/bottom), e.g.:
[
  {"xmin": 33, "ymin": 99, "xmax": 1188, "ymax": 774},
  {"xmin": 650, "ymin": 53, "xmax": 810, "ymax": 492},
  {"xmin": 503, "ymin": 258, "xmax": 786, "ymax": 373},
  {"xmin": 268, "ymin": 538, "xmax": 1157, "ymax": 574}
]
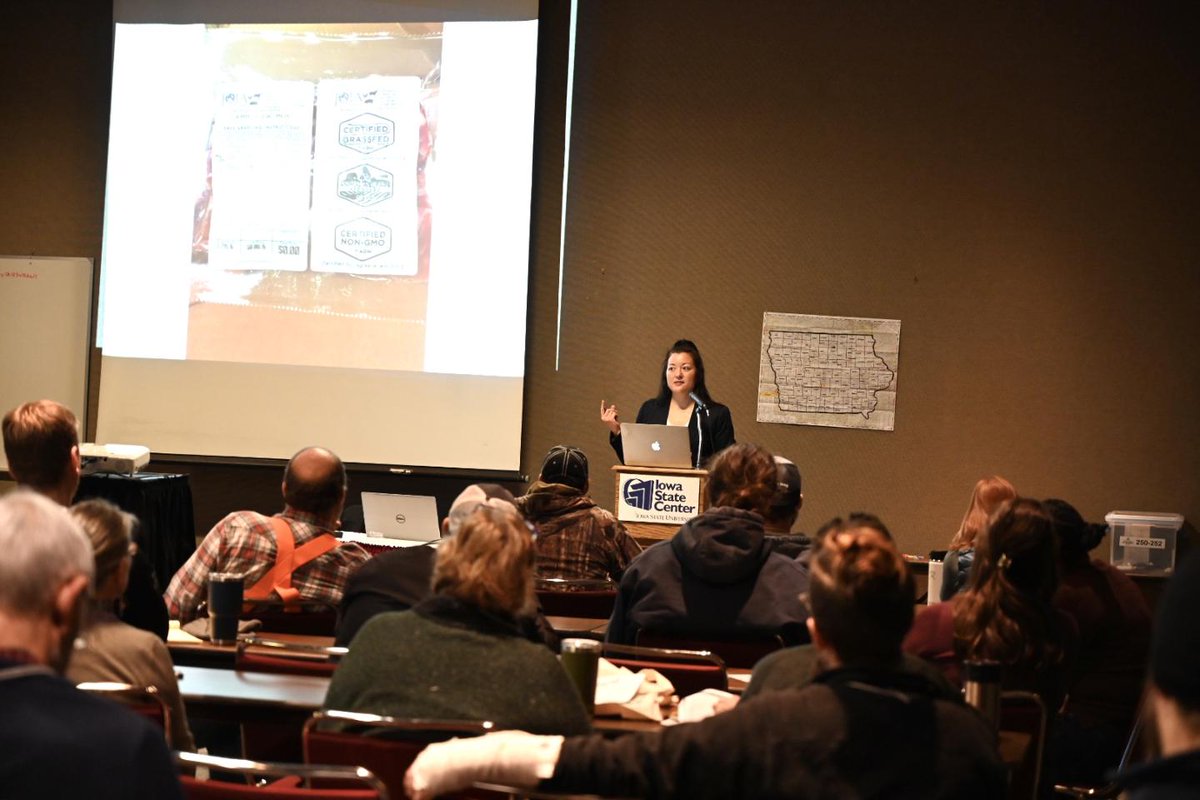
[{"xmin": 97, "ymin": 0, "xmax": 539, "ymax": 471}]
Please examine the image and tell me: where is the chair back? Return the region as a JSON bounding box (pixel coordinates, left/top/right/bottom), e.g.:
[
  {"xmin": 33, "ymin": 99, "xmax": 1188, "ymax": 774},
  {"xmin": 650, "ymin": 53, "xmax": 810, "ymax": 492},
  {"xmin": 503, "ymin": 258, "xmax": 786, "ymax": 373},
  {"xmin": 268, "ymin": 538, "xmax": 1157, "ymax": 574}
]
[
  {"xmin": 77, "ymin": 680, "xmax": 170, "ymax": 734},
  {"xmin": 634, "ymin": 630, "xmax": 785, "ymax": 669},
  {"xmin": 534, "ymin": 578, "xmax": 617, "ymax": 619},
  {"xmin": 600, "ymin": 642, "xmax": 727, "ymax": 697},
  {"xmin": 177, "ymin": 751, "xmax": 386, "ymax": 799},
  {"xmin": 304, "ymin": 709, "xmax": 498, "ymax": 799},
  {"xmin": 1053, "ymin": 702, "xmax": 1147, "ymax": 799},
  {"xmin": 246, "ymin": 601, "xmax": 339, "ymax": 636},
  {"xmin": 998, "ymin": 691, "xmax": 1047, "ymax": 800},
  {"xmin": 235, "ymin": 636, "xmax": 347, "ymax": 677}
]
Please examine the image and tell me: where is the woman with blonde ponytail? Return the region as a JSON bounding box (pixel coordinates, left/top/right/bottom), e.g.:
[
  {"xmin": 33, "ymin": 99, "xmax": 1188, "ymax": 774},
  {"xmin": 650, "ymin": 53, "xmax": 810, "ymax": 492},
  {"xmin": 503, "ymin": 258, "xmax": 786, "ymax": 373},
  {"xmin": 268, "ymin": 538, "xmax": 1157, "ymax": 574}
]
[
  {"xmin": 942, "ymin": 475, "xmax": 1017, "ymax": 599},
  {"xmin": 605, "ymin": 442, "xmax": 811, "ymax": 646}
]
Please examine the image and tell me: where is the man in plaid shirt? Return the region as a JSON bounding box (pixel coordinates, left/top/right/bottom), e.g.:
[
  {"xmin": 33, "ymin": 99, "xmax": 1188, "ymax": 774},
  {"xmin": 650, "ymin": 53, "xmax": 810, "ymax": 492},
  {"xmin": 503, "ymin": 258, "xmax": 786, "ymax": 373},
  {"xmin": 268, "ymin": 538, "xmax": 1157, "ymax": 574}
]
[
  {"xmin": 517, "ymin": 445, "xmax": 641, "ymax": 582},
  {"xmin": 164, "ymin": 446, "xmax": 369, "ymax": 621}
]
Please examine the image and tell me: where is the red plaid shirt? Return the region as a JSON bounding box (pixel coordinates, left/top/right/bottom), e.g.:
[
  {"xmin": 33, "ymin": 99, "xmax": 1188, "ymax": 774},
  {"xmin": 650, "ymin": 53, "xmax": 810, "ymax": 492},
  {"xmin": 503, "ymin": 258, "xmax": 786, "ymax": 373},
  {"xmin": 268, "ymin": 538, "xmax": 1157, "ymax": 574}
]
[{"xmin": 163, "ymin": 509, "xmax": 369, "ymax": 621}]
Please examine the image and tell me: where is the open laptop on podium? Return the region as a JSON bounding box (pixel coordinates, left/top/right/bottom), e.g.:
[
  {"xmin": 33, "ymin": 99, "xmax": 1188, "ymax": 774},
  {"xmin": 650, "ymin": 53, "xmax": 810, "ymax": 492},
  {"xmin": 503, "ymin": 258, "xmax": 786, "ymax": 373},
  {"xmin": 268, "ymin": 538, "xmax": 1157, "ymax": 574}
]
[{"xmin": 620, "ymin": 423, "xmax": 693, "ymax": 469}]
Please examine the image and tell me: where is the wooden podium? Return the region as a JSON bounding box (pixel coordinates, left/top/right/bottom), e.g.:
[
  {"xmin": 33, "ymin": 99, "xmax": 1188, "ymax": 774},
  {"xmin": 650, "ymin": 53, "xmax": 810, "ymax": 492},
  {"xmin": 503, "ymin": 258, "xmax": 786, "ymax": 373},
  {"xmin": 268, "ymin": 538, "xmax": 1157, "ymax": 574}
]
[{"xmin": 612, "ymin": 465, "xmax": 708, "ymax": 544}]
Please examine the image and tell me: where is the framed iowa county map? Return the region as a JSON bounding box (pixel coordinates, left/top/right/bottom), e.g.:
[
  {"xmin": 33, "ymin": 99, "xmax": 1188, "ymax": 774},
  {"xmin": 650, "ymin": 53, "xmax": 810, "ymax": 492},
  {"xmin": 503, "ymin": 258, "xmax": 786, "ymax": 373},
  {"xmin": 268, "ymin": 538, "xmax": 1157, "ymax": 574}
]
[{"xmin": 757, "ymin": 312, "xmax": 900, "ymax": 432}]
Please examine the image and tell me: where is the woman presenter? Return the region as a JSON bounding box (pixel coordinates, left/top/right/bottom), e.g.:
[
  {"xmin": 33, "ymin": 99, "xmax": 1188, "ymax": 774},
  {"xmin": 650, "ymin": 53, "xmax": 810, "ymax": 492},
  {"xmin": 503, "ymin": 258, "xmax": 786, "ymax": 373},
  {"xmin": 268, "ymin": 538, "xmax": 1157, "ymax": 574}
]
[{"xmin": 601, "ymin": 339, "xmax": 735, "ymax": 468}]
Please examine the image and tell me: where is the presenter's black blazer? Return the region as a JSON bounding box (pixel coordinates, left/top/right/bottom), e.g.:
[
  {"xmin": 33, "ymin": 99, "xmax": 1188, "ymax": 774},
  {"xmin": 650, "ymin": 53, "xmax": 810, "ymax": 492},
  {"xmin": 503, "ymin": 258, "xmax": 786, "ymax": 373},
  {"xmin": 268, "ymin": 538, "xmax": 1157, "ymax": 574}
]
[{"xmin": 609, "ymin": 396, "xmax": 735, "ymax": 467}]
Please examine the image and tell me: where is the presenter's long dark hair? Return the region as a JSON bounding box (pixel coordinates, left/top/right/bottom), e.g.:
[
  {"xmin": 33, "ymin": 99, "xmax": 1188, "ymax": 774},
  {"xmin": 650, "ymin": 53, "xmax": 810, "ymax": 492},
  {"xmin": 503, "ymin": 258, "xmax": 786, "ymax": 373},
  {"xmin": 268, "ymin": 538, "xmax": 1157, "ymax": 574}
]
[{"xmin": 655, "ymin": 339, "xmax": 714, "ymax": 405}]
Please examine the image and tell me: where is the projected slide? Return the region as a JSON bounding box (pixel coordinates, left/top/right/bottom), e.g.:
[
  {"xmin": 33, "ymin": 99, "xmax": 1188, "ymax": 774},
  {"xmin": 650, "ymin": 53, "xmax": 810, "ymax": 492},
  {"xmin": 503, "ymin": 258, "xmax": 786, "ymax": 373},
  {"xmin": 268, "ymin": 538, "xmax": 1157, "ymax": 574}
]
[{"xmin": 100, "ymin": 21, "xmax": 535, "ymax": 377}]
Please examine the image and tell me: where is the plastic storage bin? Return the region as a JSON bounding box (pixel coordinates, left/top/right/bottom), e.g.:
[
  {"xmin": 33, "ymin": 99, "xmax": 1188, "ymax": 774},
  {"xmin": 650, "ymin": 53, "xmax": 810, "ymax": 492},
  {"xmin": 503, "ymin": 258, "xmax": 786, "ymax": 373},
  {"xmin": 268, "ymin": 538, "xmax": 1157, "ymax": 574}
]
[{"xmin": 1107, "ymin": 511, "xmax": 1184, "ymax": 575}]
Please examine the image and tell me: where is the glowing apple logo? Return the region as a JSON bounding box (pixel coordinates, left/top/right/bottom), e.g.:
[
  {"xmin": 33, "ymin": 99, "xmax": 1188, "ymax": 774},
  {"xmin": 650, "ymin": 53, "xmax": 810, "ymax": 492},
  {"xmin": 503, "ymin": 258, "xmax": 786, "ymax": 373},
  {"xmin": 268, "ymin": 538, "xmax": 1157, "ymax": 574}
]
[{"xmin": 651, "ymin": 440, "xmax": 662, "ymax": 452}]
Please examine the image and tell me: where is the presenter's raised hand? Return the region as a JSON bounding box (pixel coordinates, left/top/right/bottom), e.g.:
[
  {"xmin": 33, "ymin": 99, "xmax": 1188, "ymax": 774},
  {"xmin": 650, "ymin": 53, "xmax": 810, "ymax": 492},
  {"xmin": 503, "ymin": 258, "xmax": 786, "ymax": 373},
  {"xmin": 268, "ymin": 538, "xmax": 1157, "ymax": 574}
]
[{"xmin": 600, "ymin": 400, "xmax": 622, "ymax": 436}]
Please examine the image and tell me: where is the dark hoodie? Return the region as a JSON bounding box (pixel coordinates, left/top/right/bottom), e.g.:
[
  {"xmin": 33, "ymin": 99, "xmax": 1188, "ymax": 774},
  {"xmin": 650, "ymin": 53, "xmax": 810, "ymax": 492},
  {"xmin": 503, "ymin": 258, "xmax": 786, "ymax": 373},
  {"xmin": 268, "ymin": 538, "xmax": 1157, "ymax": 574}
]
[{"xmin": 605, "ymin": 506, "xmax": 811, "ymax": 645}]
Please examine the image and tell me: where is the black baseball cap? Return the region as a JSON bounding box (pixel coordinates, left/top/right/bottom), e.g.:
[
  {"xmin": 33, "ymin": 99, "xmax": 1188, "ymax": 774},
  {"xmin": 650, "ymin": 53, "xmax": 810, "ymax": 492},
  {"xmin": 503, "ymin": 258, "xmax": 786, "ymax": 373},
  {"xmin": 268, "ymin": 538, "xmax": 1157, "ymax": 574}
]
[{"xmin": 540, "ymin": 445, "xmax": 589, "ymax": 491}]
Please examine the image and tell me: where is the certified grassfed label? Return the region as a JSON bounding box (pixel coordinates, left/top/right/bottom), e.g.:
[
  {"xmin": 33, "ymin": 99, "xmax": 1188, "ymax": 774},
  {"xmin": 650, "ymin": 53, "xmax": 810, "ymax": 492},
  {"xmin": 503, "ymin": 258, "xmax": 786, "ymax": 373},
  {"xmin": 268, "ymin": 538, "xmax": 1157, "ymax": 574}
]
[
  {"xmin": 1118, "ymin": 535, "xmax": 1166, "ymax": 550},
  {"xmin": 311, "ymin": 77, "xmax": 419, "ymax": 275}
]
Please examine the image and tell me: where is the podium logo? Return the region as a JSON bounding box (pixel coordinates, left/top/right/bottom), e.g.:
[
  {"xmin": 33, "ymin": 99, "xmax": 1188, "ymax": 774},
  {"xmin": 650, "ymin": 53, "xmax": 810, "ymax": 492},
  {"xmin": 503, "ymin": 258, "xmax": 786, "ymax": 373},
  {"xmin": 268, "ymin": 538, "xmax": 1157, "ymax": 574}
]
[{"xmin": 622, "ymin": 478, "xmax": 656, "ymax": 511}]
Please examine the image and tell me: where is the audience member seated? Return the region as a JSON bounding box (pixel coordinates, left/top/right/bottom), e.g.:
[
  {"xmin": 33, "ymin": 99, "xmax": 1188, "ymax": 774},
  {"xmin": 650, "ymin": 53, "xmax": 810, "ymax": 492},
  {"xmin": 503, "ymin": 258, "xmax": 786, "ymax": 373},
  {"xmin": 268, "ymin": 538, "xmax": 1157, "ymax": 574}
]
[
  {"xmin": 164, "ymin": 446, "xmax": 369, "ymax": 621},
  {"xmin": 761, "ymin": 455, "xmax": 811, "ymax": 558},
  {"xmin": 606, "ymin": 443, "xmax": 810, "ymax": 646},
  {"xmin": 336, "ymin": 484, "xmax": 555, "ymax": 649},
  {"xmin": 740, "ymin": 516, "xmax": 958, "ymax": 704},
  {"xmin": 1113, "ymin": 550, "xmax": 1200, "ymax": 797},
  {"xmin": 404, "ymin": 525, "xmax": 1007, "ymax": 800},
  {"xmin": 3, "ymin": 399, "xmax": 168, "ymax": 639},
  {"xmin": 1046, "ymin": 497, "xmax": 1152, "ymax": 785},
  {"xmin": 65, "ymin": 499, "xmax": 195, "ymax": 750},
  {"xmin": 0, "ymin": 491, "xmax": 182, "ymax": 799},
  {"xmin": 815, "ymin": 511, "xmax": 894, "ymax": 543},
  {"xmin": 905, "ymin": 497, "xmax": 1077, "ymax": 713},
  {"xmin": 941, "ymin": 475, "xmax": 1016, "ymax": 600},
  {"xmin": 516, "ymin": 444, "xmax": 641, "ymax": 581},
  {"xmin": 323, "ymin": 501, "xmax": 591, "ymax": 735}
]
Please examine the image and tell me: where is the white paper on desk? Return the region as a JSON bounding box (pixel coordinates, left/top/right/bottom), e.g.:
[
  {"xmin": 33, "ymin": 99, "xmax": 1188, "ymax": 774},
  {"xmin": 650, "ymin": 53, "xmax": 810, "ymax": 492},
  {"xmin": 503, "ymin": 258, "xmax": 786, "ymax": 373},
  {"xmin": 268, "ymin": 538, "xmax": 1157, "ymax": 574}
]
[
  {"xmin": 167, "ymin": 619, "xmax": 204, "ymax": 644},
  {"xmin": 669, "ymin": 688, "xmax": 738, "ymax": 725},
  {"xmin": 593, "ymin": 660, "xmax": 676, "ymax": 722},
  {"xmin": 594, "ymin": 658, "xmax": 644, "ymax": 705}
]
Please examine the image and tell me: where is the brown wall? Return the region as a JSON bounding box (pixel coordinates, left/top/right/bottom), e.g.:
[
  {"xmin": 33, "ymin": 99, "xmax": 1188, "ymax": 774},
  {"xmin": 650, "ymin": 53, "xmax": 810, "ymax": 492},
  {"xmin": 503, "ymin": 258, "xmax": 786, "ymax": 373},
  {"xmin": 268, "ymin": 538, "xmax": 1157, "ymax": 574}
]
[{"xmin": 2, "ymin": 2, "xmax": 1197, "ymax": 559}]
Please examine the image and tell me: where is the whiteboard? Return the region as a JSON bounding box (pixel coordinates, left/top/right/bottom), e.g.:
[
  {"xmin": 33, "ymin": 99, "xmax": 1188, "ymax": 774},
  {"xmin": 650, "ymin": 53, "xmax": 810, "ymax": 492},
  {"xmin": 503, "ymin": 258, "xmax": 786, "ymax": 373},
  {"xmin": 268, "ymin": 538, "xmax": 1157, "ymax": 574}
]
[{"xmin": 0, "ymin": 256, "xmax": 92, "ymax": 472}]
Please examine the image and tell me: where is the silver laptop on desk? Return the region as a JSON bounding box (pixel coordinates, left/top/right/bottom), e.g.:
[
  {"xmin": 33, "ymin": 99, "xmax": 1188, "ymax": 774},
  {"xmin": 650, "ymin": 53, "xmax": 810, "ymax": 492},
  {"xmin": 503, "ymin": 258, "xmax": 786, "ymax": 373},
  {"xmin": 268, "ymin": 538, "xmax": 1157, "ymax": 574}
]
[
  {"xmin": 620, "ymin": 423, "xmax": 693, "ymax": 469},
  {"xmin": 360, "ymin": 492, "xmax": 441, "ymax": 545}
]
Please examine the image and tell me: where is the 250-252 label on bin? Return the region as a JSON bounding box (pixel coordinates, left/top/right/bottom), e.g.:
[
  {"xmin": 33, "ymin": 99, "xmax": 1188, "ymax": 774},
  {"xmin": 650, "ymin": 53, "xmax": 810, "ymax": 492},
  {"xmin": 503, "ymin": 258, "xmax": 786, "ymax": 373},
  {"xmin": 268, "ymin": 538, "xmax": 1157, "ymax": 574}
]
[{"xmin": 1119, "ymin": 535, "xmax": 1166, "ymax": 550}]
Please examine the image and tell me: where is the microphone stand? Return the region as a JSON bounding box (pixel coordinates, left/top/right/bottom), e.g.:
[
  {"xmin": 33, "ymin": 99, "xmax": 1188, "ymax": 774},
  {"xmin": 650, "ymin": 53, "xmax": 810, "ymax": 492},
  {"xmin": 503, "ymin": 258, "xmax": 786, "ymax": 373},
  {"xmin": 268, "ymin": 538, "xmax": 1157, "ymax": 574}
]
[{"xmin": 690, "ymin": 394, "xmax": 710, "ymax": 470}]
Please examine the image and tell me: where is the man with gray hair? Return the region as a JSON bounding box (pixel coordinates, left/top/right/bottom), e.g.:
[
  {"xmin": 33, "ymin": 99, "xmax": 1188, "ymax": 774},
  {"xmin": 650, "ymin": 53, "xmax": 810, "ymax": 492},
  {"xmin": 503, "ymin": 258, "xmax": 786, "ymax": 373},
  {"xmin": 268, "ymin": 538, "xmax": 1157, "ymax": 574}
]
[{"xmin": 0, "ymin": 491, "xmax": 182, "ymax": 798}]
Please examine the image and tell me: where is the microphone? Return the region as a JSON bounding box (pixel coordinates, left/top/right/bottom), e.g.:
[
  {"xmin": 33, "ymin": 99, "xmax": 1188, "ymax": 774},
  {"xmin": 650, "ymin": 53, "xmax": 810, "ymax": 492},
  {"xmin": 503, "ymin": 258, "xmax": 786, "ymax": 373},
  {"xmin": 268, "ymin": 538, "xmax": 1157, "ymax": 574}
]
[{"xmin": 689, "ymin": 391, "xmax": 708, "ymax": 470}]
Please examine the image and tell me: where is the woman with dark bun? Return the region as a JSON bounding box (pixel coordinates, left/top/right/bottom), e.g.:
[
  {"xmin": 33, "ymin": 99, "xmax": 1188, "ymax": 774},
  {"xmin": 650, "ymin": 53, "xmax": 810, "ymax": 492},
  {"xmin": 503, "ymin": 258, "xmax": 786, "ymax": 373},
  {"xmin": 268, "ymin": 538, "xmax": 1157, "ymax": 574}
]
[
  {"xmin": 604, "ymin": 442, "xmax": 809, "ymax": 646},
  {"xmin": 600, "ymin": 339, "xmax": 735, "ymax": 468},
  {"xmin": 1047, "ymin": 498, "xmax": 1151, "ymax": 785}
]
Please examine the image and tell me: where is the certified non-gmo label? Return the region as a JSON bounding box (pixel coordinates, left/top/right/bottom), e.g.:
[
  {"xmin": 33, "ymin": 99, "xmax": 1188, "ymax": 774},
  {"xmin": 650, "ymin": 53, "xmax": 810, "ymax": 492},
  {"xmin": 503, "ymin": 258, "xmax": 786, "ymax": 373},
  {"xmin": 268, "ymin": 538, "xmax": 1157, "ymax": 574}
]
[{"xmin": 1119, "ymin": 535, "xmax": 1166, "ymax": 550}]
